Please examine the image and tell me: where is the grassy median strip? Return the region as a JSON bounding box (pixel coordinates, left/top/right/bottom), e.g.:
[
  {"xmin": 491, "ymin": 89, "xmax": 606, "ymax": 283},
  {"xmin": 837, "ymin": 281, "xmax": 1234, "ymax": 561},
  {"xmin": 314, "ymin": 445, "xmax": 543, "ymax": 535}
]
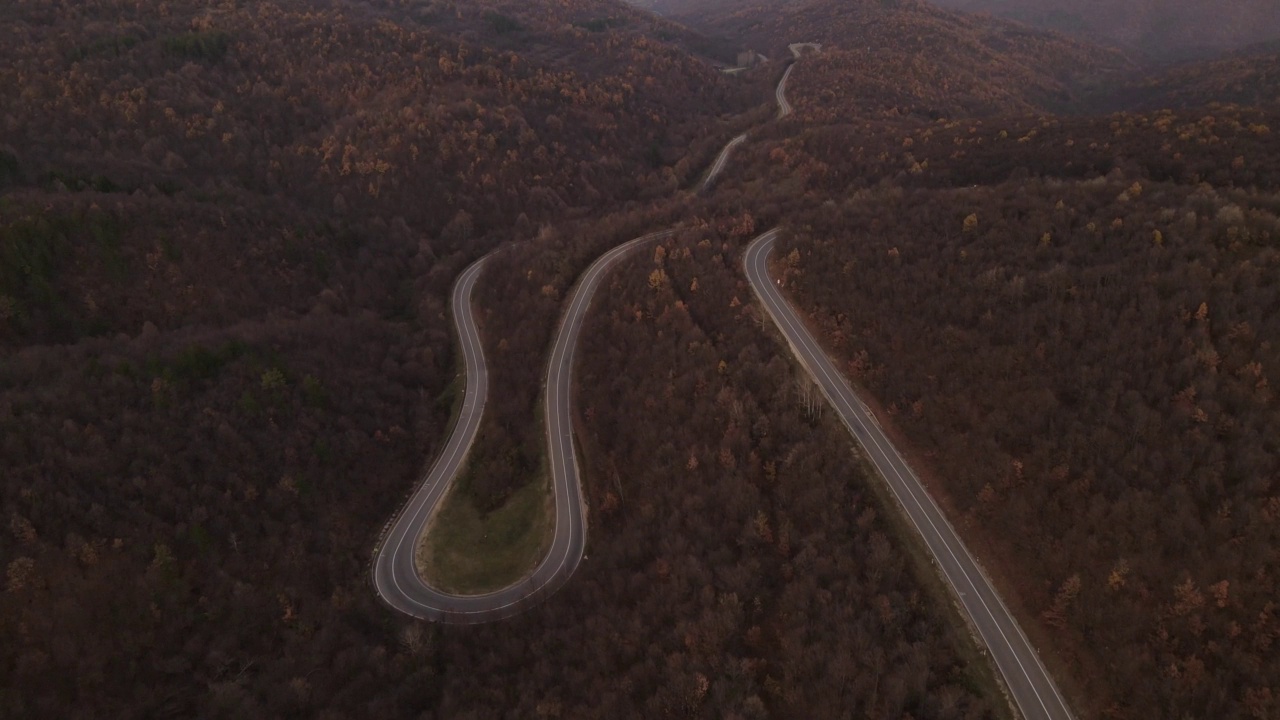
[{"xmin": 417, "ymin": 474, "xmax": 553, "ymax": 595}]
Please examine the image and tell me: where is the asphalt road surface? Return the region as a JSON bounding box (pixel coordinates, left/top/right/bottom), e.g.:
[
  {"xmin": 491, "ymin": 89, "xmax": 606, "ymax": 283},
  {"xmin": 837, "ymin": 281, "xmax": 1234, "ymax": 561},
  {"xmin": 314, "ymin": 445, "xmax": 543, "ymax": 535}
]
[
  {"xmin": 776, "ymin": 63, "xmax": 796, "ymax": 118},
  {"xmin": 788, "ymin": 42, "xmax": 821, "ymax": 58},
  {"xmin": 372, "ymin": 52, "xmax": 1076, "ymax": 720},
  {"xmin": 373, "ymin": 51, "xmax": 1076, "ymax": 720},
  {"xmin": 777, "ymin": 43, "xmax": 820, "ymax": 118},
  {"xmin": 704, "ymin": 43, "xmax": 814, "ymax": 188},
  {"xmin": 373, "ymin": 41, "xmax": 820, "ymax": 622},
  {"xmin": 744, "ymin": 229, "xmax": 1075, "ymax": 720},
  {"xmin": 373, "ymin": 231, "xmax": 675, "ymax": 622},
  {"xmin": 372, "ymin": 255, "xmax": 511, "ymax": 622},
  {"xmin": 700, "ymin": 133, "xmax": 747, "ymax": 191}
]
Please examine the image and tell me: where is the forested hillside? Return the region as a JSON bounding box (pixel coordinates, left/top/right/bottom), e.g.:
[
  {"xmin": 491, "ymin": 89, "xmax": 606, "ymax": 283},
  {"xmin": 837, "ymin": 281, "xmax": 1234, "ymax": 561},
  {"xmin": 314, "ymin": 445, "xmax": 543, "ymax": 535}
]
[
  {"xmin": 572, "ymin": 219, "xmax": 1000, "ymax": 718},
  {"xmin": 0, "ymin": 0, "xmax": 761, "ymax": 347},
  {"xmin": 693, "ymin": 23, "xmax": 1280, "ymax": 717},
  {"xmin": 8, "ymin": 0, "xmax": 1280, "ymax": 715},
  {"xmin": 1104, "ymin": 46, "xmax": 1280, "ymax": 112},
  {"xmin": 0, "ymin": 0, "xmax": 766, "ymax": 714},
  {"xmin": 770, "ymin": 175, "xmax": 1280, "ymax": 720},
  {"xmin": 741, "ymin": 106, "xmax": 1280, "ymax": 194},
  {"xmin": 929, "ymin": 0, "xmax": 1280, "ymax": 62},
  {"xmin": 641, "ymin": 0, "xmax": 1130, "ymax": 120}
]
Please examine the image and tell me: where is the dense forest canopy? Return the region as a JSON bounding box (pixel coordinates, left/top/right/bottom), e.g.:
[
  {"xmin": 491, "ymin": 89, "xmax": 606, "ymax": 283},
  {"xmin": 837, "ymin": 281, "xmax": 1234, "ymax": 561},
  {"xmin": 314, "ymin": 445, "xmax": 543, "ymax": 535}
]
[
  {"xmin": 769, "ymin": 177, "xmax": 1280, "ymax": 718},
  {"xmin": 0, "ymin": 0, "xmax": 773, "ymax": 715},
  {"xmin": 6, "ymin": 0, "xmax": 1280, "ymax": 716}
]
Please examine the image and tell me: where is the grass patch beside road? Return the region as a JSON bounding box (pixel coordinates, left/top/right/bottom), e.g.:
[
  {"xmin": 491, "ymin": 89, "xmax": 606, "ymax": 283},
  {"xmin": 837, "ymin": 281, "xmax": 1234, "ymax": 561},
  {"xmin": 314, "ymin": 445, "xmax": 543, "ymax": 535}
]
[{"xmin": 417, "ymin": 474, "xmax": 552, "ymax": 595}]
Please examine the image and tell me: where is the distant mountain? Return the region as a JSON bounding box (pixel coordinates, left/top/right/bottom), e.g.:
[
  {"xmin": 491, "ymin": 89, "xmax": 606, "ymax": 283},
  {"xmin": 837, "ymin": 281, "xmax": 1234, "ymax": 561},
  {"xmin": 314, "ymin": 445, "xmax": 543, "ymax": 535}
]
[
  {"xmin": 927, "ymin": 0, "xmax": 1280, "ymax": 62},
  {"xmin": 1111, "ymin": 44, "xmax": 1280, "ymax": 110},
  {"xmin": 632, "ymin": 0, "xmax": 1132, "ymax": 119}
]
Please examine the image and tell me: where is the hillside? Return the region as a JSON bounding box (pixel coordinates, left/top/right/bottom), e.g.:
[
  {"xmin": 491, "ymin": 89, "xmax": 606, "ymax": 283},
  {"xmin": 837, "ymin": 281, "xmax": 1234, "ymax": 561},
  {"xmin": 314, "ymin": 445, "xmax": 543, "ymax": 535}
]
[
  {"xmin": 770, "ymin": 175, "xmax": 1280, "ymax": 720},
  {"xmin": 929, "ymin": 0, "xmax": 1280, "ymax": 62},
  {"xmin": 1099, "ymin": 45, "xmax": 1280, "ymax": 112},
  {"xmin": 0, "ymin": 0, "xmax": 760, "ymax": 715},
  {"xmin": 0, "ymin": 0, "xmax": 1007, "ymax": 717},
  {"xmin": 8, "ymin": 0, "xmax": 1280, "ymax": 716},
  {"xmin": 696, "ymin": 18, "xmax": 1280, "ymax": 716},
  {"xmin": 0, "ymin": 0, "xmax": 762, "ymax": 348},
  {"xmin": 636, "ymin": 0, "xmax": 1131, "ymax": 120},
  {"xmin": 735, "ymin": 106, "xmax": 1280, "ymax": 197}
]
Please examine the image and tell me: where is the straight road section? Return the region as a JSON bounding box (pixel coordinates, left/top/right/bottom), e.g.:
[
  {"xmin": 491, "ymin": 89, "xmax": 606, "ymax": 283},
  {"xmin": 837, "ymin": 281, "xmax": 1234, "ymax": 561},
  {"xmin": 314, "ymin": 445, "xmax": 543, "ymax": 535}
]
[
  {"xmin": 743, "ymin": 229, "xmax": 1075, "ymax": 720},
  {"xmin": 700, "ymin": 133, "xmax": 748, "ymax": 192}
]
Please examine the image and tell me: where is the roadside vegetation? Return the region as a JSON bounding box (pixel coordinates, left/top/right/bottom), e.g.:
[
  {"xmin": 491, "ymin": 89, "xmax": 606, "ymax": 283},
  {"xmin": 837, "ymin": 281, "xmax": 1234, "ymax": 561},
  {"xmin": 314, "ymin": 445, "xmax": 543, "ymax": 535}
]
[
  {"xmin": 5, "ymin": 0, "xmax": 1280, "ymax": 716},
  {"xmin": 418, "ymin": 472, "xmax": 553, "ymax": 594}
]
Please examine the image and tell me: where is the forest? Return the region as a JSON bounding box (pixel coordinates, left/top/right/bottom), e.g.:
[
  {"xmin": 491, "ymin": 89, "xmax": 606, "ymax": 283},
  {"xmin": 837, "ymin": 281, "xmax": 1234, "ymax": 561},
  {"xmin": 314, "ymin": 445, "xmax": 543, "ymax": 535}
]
[
  {"xmin": 768, "ymin": 175, "xmax": 1280, "ymax": 719},
  {"xmin": 0, "ymin": 0, "xmax": 765, "ymax": 345},
  {"xmin": 5, "ymin": 0, "xmax": 1280, "ymax": 716},
  {"xmin": 0, "ymin": 0, "xmax": 771, "ymax": 715},
  {"xmin": 927, "ymin": 0, "xmax": 1280, "ymax": 62}
]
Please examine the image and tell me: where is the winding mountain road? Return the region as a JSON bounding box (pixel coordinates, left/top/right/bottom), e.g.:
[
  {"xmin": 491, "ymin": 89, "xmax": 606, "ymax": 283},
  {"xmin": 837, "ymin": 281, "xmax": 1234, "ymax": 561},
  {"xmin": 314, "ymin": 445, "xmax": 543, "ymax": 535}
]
[
  {"xmin": 373, "ymin": 231, "xmax": 676, "ymax": 622},
  {"xmin": 372, "ymin": 255, "xmax": 506, "ymax": 622},
  {"xmin": 373, "ymin": 40, "xmax": 1079, "ymax": 720},
  {"xmin": 708, "ymin": 42, "xmax": 816, "ymax": 186},
  {"xmin": 777, "ymin": 43, "xmax": 820, "ymax": 118},
  {"xmin": 788, "ymin": 42, "xmax": 821, "ymax": 58},
  {"xmin": 744, "ymin": 229, "xmax": 1075, "ymax": 720},
  {"xmin": 374, "ymin": 50, "xmax": 805, "ymax": 622},
  {"xmin": 775, "ymin": 63, "xmax": 796, "ymax": 118},
  {"xmin": 700, "ymin": 133, "xmax": 748, "ymax": 191}
]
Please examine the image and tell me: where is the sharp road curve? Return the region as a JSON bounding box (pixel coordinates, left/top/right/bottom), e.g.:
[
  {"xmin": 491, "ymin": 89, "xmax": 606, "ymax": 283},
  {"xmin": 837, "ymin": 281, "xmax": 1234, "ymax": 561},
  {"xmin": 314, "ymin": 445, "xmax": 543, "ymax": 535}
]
[
  {"xmin": 373, "ymin": 50, "xmax": 803, "ymax": 621},
  {"xmin": 744, "ymin": 229, "xmax": 1074, "ymax": 720},
  {"xmin": 373, "ymin": 47, "xmax": 1080, "ymax": 720},
  {"xmin": 373, "ymin": 231, "xmax": 676, "ymax": 622},
  {"xmin": 372, "ymin": 255, "xmax": 509, "ymax": 622}
]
